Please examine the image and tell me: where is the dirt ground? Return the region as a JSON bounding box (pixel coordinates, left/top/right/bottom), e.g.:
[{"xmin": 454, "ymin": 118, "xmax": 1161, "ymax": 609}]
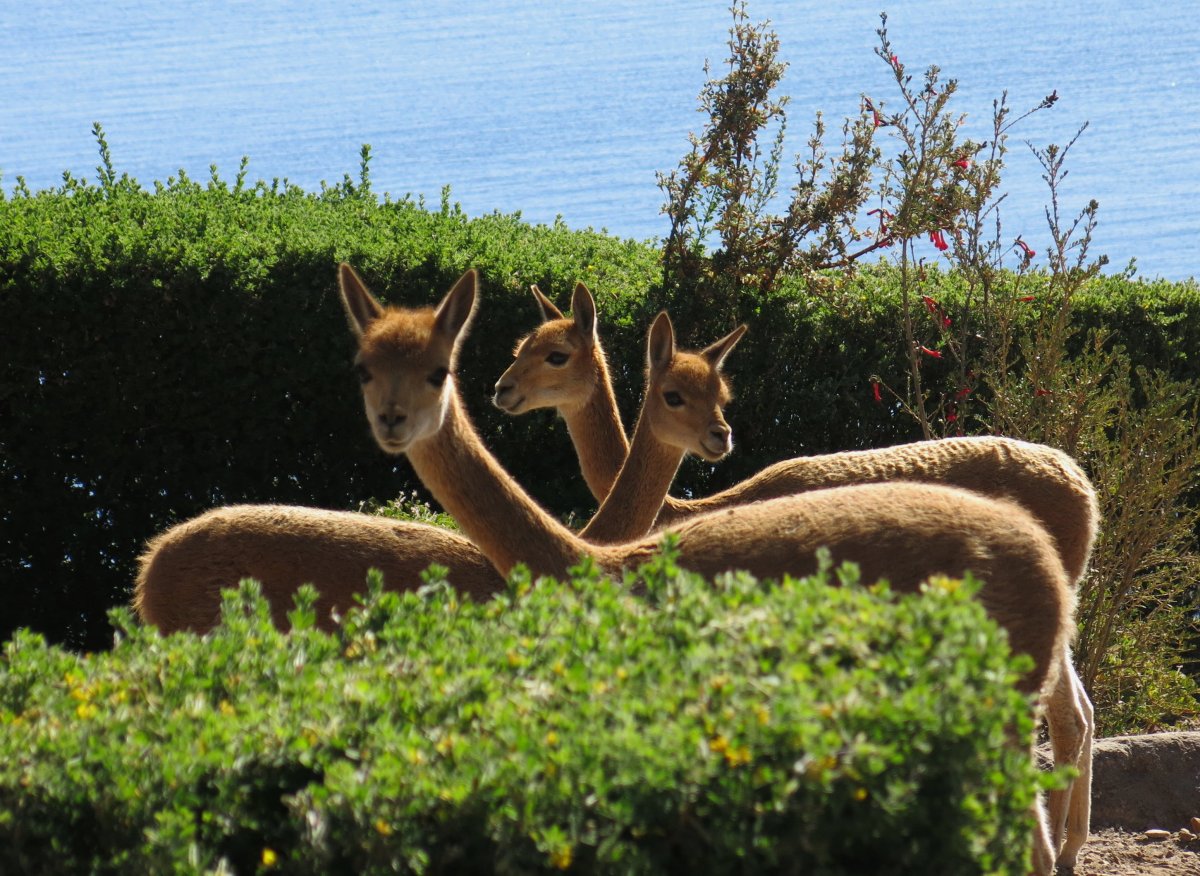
[
  {"xmin": 1071, "ymin": 828, "xmax": 1200, "ymax": 875},
  {"xmin": 1064, "ymin": 731, "xmax": 1200, "ymax": 875}
]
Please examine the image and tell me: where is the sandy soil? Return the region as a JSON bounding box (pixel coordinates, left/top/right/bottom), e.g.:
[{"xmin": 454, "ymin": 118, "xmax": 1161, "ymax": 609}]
[{"xmin": 1071, "ymin": 827, "xmax": 1200, "ymax": 875}]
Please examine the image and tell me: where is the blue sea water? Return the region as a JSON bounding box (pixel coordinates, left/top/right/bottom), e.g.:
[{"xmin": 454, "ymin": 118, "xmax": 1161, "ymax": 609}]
[{"xmin": 1, "ymin": 1, "xmax": 1197, "ymax": 279}]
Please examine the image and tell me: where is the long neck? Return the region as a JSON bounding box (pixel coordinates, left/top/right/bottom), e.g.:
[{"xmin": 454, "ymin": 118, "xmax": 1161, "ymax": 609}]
[
  {"xmin": 559, "ymin": 347, "xmax": 630, "ymax": 503},
  {"xmin": 406, "ymin": 390, "xmax": 592, "ymax": 578},
  {"xmin": 578, "ymin": 401, "xmax": 686, "ymax": 545}
]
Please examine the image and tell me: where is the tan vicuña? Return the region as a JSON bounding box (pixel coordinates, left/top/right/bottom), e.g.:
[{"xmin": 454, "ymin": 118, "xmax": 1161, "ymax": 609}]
[
  {"xmin": 494, "ymin": 280, "xmax": 1095, "ymax": 869},
  {"xmin": 340, "ymin": 263, "xmax": 1078, "ymax": 875},
  {"xmin": 134, "ymin": 505, "xmax": 503, "ymax": 634}
]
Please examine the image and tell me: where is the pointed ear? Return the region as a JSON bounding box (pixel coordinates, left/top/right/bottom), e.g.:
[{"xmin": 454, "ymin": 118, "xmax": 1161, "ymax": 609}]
[
  {"xmin": 338, "ymin": 263, "xmax": 385, "ymax": 337},
  {"xmin": 433, "ymin": 269, "xmax": 478, "ymax": 346},
  {"xmin": 647, "ymin": 311, "xmax": 676, "ymax": 373},
  {"xmin": 701, "ymin": 324, "xmax": 748, "ymax": 370},
  {"xmin": 530, "ymin": 284, "xmax": 564, "ymax": 322},
  {"xmin": 571, "ymin": 282, "xmax": 597, "ymax": 346}
]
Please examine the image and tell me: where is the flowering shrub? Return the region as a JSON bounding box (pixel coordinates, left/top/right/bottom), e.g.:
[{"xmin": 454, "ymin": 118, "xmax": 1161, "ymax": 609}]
[
  {"xmin": 657, "ymin": 2, "xmax": 1200, "ymax": 736},
  {"xmin": 0, "ymin": 551, "xmax": 1044, "ymax": 874}
]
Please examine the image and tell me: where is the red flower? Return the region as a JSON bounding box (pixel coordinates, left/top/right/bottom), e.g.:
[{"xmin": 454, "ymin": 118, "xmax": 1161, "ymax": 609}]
[
  {"xmin": 930, "ymin": 230, "xmax": 949, "ymax": 252},
  {"xmin": 1019, "ymin": 295, "xmax": 1036, "ymax": 303},
  {"xmin": 865, "ymin": 98, "xmax": 884, "ymax": 128},
  {"xmin": 952, "ymin": 158, "xmax": 971, "ymax": 170},
  {"xmin": 919, "ymin": 346, "xmax": 943, "ymax": 359},
  {"xmin": 955, "ymin": 385, "xmax": 973, "ymax": 400},
  {"xmin": 946, "ymin": 406, "xmax": 958, "ymax": 424},
  {"xmin": 1014, "ymin": 238, "xmax": 1036, "ymax": 259},
  {"xmin": 890, "ymin": 54, "xmax": 901, "ymax": 69},
  {"xmin": 921, "ymin": 295, "xmax": 952, "ymax": 328},
  {"xmin": 871, "ymin": 380, "xmax": 882, "ymax": 403},
  {"xmin": 867, "ymin": 208, "xmax": 894, "ymax": 241}
]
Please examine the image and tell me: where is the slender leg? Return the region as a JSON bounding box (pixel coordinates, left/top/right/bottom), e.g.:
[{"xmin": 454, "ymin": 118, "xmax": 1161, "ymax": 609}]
[{"xmin": 1056, "ymin": 663, "xmax": 1094, "ymax": 869}]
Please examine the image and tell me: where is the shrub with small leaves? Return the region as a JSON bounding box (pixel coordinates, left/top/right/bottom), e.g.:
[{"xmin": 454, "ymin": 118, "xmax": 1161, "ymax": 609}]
[{"xmin": 0, "ymin": 550, "xmax": 1047, "ymax": 874}]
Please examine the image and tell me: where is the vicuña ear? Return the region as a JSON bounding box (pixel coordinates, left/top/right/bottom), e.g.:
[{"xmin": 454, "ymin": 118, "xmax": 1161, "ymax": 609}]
[
  {"xmin": 338, "ymin": 263, "xmax": 385, "ymax": 337},
  {"xmin": 701, "ymin": 324, "xmax": 748, "ymax": 370},
  {"xmin": 433, "ymin": 269, "xmax": 478, "ymax": 346},
  {"xmin": 571, "ymin": 282, "xmax": 597, "ymax": 346},
  {"xmin": 647, "ymin": 311, "xmax": 675, "ymax": 373},
  {"xmin": 530, "ymin": 284, "xmax": 564, "ymax": 322}
]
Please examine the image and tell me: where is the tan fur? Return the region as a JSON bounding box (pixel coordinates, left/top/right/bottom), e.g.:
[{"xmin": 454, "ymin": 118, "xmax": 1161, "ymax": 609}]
[
  {"xmin": 340, "ymin": 264, "xmax": 1080, "ymax": 874},
  {"xmin": 497, "ymin": 283, "xmax": 1099, "ymax": 583},
  {"xmin": 495, "ymin": 283, "xmax": 629, "ymax": 501},
  {"xmin": 133, "ymin": 505, "xmax": 504, "ymax": 634},
  {"xmin": 493, "ymin": 282, "xmax": 1096, "ymax": 868}
]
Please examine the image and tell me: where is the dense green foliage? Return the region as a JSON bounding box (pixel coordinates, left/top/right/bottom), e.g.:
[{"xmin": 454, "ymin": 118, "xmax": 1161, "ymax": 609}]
[
  {"xmin": 0, "ymin": 554, "xmax": 1047, "ymax": 875},
  {"xmin": 2, "ymin": 172, "xmax": 1199, "ymax": 652}
]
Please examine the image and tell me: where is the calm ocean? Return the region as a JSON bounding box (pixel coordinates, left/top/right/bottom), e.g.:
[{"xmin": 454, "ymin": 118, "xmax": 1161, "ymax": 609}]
[{"xmin": 2, "ymin": 1, "xmax": 1197, "ymax": 279}]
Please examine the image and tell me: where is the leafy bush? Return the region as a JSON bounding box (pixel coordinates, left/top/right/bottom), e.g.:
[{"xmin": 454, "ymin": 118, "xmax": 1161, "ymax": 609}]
[{"xmin": 0, "ymin": 553, "xmax": 1046, "ymax": 875}]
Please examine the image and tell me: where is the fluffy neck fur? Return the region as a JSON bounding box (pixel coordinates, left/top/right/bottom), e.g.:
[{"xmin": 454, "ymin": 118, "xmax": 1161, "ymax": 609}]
[
  {"xmin": 577, "ymin": 397, "xmax": 684, "ymax": 544},
  {"xmin": 407, "ymin": 388, "xmax": 608, "ymax": 578},
  {"xmin": 559, "ymin": 343, "xmax": 630, "ymax": 504}
]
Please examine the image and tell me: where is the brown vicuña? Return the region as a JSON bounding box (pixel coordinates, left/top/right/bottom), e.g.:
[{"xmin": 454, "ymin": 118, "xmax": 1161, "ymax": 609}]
[
  {"xmin": 131, "ymin": 285, "xmax": 744, "ymax": 636},
  {"xmin": 340, "ymin": 263, "xmax": 1077, "ymax": 875},
  {"xmin": 134, "ymin": 505, "xmax": 504, "ymax": 634},
  {"xmin": 494, "ymin": 280, "xmax": 1095, "ymax": 869},
  {"xmin": 497, "ymin": 282, "xmax": 1098, "ymax": 580}
]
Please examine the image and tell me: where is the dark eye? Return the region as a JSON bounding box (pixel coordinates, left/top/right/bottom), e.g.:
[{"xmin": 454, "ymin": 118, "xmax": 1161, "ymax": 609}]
[
  {"xmin": 663, "ymin": 391, "xmax": 684, "ymax": 408},
  {"xmin": 428, "ymin": 367, "xmax": 449, "ymax": 387},
  {"xmin": 355, "ymin": 363, "xmax": 372, "ymax": 385},
  {"xmin": 545, "ymin": 351, "xmax": 569, "ymax": 366}
]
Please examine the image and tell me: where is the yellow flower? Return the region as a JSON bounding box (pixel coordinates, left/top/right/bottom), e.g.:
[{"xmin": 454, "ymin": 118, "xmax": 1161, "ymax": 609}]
[
  {"xmin": 724, "ymin": 745, "xmax": 752, "ymax": 767},
  {"xmin": 754, "ymin": 704, "xmax": 771, "ymax": 726},
  {"xmin": 75, "ymin": 702, "xmax": 98, "ymax": 720},
  {"xmin": 550, "ymin": 844, "xmax": 573, "ymax": 870},
  {"xmin": 219, "ymin": 700, "xmax": 236, "ymax": 717},
  {"xmin": 544, "ymin": 731, "xmax": 559, "ymax": 747},
  {"xmin": 261, "ymin": 848, "xmax": 277, "ymax": 868},
  {"xmin": 709, "ymin": 734, "xmax": 729, "ymax": 754},
  {"xmin": 854, "ymin": 787, "xmax": 868, "ymax": 801},
  {"xmin": 926, "ymin": 574, "xmax": 961, "ymax": 594},
  {"xmin": 374, "ymin": 819, "xmax": 393, "ymax": 836}
]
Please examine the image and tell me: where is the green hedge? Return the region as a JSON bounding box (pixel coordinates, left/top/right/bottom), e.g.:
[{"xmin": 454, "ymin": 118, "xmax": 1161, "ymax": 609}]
[
  {"xmin": 2, "ymin": 172, "xmax": 1198, "ymax": 648},
  {"xmin": 0, "ymin": 553, "xmax": 1046, "ymax": 875}
]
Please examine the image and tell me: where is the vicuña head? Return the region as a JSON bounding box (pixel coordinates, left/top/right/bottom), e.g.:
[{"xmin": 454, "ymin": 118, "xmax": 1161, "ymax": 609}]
[
  {"xmin": 493, "ymin": 282, "xmax": 601, "ymax": 416},
  {"xmin": 340, "ymin": 265, "xmax": 477, "ymax": 454}
]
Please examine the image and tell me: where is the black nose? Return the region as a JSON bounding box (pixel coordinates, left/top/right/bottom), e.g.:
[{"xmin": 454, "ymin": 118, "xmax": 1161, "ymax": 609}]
[{"xmin": 378, "ymin": 411, "xmax": 407, "ymax": 428}]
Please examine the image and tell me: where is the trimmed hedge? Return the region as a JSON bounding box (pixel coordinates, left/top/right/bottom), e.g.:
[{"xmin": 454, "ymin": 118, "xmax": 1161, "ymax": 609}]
[
  {"xmin": 0, "ymin": 553, "xmax": 1046, "ymax": 875},
  {"xmin": 2, "ymin": 173, "xmax": 1198, "ymax": 648}
]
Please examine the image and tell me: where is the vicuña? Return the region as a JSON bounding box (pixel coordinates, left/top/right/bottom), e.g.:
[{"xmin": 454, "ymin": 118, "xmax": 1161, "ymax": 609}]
[
  {"xmin": 339, "ymin": 263, "xmax": 1080, "ymax": 875},
  {"xmin": 494, "ymin": 280, "xmax": 1097, "ymax": 868}
]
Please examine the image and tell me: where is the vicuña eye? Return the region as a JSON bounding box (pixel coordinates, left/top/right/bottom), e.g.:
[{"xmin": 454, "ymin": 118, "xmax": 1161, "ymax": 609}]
[
  {"xmin": 355, "ymin": 363, "xmax": 373, "ymax": 384},
  {"xmin": 428, "ymin": 367, "xmax": 450, "ymax": 387},
  {"xmin": 545, "ymin": 351, "xmax": 569, "ymax": 366},
  {"xmin": 663, "ymin": 391, "xmax": 684, "ymax": 408}
]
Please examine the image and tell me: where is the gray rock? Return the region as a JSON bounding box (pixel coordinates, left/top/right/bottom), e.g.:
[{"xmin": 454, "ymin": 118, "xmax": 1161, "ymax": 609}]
[{"xmin": 1089, "ymin": 732, "xmax": 1200, "ymax": 832}]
